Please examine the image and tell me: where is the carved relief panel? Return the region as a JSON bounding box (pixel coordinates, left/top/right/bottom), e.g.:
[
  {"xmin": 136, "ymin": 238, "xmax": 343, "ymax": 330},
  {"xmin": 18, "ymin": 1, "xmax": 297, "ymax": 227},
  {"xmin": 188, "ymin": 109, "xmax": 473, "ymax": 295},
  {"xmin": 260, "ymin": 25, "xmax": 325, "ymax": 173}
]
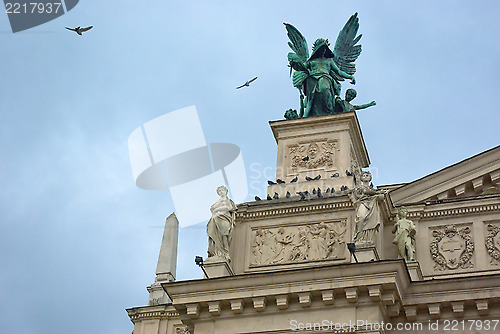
[
  {"xmin": 288, "ymin": 140, "xmax": 338, "ymax": 173},
  {"xmin": 250, "ymin": 220, "xmax": 347, "ymax": 267},
  {"xmin": 485, "ymin": 223, "xmax": 500, "ymax": 266},
  {"xmin": 429, "ymin": 224, "xmax": 474, "ymax": 271}
]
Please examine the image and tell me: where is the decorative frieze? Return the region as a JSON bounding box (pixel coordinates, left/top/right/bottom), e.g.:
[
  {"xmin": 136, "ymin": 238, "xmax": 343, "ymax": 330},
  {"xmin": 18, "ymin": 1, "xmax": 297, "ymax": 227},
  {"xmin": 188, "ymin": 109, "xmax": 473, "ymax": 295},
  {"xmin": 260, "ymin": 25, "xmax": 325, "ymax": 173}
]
[
  {"xmin": 250, "ymin": 220, "xmax": 347, "ymax": 266},
  {"xmin": 289, "ymin": 140, "xmax": 337, "ymax": 172},
  {"xmin": 430, "ymin": 224, "xmax": 474, "ymax": 271},
  {"xmin": 485, "ymin": 224, "xmax": 500, "ymax": 265}
]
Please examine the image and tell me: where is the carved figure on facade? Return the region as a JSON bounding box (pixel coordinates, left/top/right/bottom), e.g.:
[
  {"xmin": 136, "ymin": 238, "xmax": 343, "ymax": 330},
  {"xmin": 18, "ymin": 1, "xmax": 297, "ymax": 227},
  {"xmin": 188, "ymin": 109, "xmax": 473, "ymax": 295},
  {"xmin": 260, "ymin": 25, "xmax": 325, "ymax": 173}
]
[
  {"xmin": 250, "ymin": 221, "xmax": 346, "ymax": 266},
  {"xmin": 289, "ymin": 140, "xmax": 336, "ymax": 171},
  {"xmin": 485, "ymin": 224, "xmax": 500, "ymax": 265},
  {"xmin": 430, "ymin": 224, "xmax": 474, "ymax": 271},
  {"xmin": 206, "ymin": 185, "xmax": 237, "ymax": 261},
  {"xmin": 392, "ymin": 207, "xmax": 416, "ymax": 261},
  {"xmin": 348, "ymin": 170, "xmax": 385, "ymax": 246}
]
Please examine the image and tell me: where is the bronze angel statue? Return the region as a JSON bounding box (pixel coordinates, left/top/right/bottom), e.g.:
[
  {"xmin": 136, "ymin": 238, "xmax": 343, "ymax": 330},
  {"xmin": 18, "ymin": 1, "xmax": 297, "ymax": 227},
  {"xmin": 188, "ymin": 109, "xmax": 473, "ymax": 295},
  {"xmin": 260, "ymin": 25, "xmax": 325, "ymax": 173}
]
[{"xmin": 285, "ymin": 13, "xmax": 365, "ymax": 118}]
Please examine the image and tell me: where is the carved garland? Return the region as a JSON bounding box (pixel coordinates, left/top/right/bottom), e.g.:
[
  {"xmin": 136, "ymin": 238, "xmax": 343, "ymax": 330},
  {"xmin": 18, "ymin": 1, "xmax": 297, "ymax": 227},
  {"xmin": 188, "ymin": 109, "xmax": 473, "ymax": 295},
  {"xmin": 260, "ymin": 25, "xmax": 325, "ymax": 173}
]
[
  {"xmin": 485, "ymin": 224, "xmax": 500, "ymax": 265},
  {"xmin": 430, "ymin": 224, "xmax": 474, "ymax": 271}
]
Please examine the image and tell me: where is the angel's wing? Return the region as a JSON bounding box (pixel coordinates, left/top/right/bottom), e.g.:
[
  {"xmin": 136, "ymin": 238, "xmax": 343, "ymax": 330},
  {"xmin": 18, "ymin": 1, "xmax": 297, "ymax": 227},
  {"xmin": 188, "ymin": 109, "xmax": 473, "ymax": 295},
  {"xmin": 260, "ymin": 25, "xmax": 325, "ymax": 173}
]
[
  {"xmin": 333, "ymin": 13, "xmax": 362, "ymax": 76},
  {"xmin": 284, "ymin": 23, "xmax": 309, "ymax": 64},
  {"xmin": 80, "ymin": 26, "xmax": 93, "ymax": 32}
]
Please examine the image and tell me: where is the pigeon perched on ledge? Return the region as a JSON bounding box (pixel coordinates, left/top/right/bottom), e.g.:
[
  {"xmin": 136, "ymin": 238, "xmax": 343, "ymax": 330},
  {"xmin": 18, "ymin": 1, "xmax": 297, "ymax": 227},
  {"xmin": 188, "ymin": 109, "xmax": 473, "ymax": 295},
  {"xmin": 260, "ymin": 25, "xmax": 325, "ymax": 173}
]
[{"xmin": 290, "ymin": 176, "xmax": 298, "ymax": 183}]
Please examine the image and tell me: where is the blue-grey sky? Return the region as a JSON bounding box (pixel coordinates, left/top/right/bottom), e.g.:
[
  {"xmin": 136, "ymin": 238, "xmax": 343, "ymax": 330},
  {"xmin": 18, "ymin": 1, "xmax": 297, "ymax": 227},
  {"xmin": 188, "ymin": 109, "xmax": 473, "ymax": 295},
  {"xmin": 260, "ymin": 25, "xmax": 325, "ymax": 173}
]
[{"xmin": 1, "ymin": 1, "xmax": 499, "ymax": 333}]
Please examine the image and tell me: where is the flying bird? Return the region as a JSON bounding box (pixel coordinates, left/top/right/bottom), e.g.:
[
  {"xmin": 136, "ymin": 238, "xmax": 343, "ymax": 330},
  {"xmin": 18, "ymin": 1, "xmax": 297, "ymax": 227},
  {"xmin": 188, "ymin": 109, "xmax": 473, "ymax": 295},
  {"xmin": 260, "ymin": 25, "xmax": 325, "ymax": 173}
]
[
  {"xmin": 236, "ymin": 76, "xmax": 258, "ymax": 89},
  {"xmin": 65, "ymin": 26, "xmax": 93, "ymax": 35}
]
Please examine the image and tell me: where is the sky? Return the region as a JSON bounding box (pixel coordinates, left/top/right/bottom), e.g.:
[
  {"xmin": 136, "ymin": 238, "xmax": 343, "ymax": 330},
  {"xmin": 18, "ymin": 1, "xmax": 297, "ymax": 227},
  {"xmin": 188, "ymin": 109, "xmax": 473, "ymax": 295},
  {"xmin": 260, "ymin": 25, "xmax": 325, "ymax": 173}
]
[{"xmin": 0, "ymin": 1, "xmax": 499, "ymax": 333}]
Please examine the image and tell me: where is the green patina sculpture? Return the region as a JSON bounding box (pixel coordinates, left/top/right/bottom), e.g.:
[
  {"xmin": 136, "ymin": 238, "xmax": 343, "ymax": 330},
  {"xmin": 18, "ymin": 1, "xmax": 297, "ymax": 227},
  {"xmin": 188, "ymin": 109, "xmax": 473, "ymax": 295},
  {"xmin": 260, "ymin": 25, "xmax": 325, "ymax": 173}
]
[
  {"xmin": 285, "ymin": 13, "xmax": 373, "ymax": 118},
  {"xmin": 335, "ymin": 89, "xmax": 376, "ymax": 113},
  {"xmin": 284, "ymin": 108, "xmax": 299, "ymax": 120}
]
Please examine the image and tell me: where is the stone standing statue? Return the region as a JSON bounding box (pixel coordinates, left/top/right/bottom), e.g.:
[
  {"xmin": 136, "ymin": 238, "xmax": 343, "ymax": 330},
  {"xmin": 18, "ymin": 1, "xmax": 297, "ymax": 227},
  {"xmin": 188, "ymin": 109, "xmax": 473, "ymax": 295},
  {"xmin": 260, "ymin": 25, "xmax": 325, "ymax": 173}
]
[
  {"xmin": 207, "ymin": 185, "xmax": 237, "ymax": 261},
  {"xmin": 392, "ymin": 207, "xmax": 416, "ymax": 261},
  {"xmin": 348, "ymin": 171, "xmax": 385, "ymax": 246},
  {"xmin": 334, "ymin": 89, "xmax": 376, "ymax": 113},
  {"xmin": 284, "ymin": 13, "xmax": 364, "ymax": 117}
]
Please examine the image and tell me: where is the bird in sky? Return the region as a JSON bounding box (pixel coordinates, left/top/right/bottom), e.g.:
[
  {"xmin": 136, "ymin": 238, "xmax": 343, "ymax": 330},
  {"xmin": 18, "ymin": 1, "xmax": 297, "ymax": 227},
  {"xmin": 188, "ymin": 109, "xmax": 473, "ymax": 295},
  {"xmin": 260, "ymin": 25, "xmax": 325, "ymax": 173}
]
[
  {"xmin": 236, "ymin": 76, "xmax": 257, "ymax": 89},
  {"xmin": 65, "ymin": 26, "xmax": 93, "ymax": 35}
]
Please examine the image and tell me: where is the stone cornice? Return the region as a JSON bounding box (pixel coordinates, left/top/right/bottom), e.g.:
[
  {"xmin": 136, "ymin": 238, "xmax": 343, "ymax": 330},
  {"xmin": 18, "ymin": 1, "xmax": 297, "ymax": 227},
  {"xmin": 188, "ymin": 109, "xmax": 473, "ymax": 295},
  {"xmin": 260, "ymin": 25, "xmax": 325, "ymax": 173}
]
[
  {"xmin": 237, "ymin": 196, "xmax": 353, "ymax": 220},
  {"xmin": 163, "ymin": 260, "xmax": 410, "ymax": 320},
  {"xmin": 390, "ymin": 146, "xmax": 500, "ymax": 204},
  {"xmin": 389, "ymin": 196, "xmax": 500, "ymax": 222},
  {"xmin": 126, "ymin": 305, "xmax": 179, "ymax": 323},
  {"xmin": 400, "ymin": 274, "xmax": 500, "ymax": 321}
]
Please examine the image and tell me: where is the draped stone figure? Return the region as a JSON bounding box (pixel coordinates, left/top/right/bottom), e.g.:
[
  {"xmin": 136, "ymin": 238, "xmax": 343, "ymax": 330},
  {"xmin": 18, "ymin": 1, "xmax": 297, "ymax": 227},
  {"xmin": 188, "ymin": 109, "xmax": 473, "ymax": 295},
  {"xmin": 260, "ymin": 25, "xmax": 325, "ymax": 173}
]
[
  {"xmin": 348, "ymin": 171, "xmax": 385, "ymax": 246},
  {"xmin": 392, "ymin": 207, "xmax": 416, "ymax": 261},
  {"xmin": 207, "ymin": 186, "xmax": 237, "ymax": 261}
]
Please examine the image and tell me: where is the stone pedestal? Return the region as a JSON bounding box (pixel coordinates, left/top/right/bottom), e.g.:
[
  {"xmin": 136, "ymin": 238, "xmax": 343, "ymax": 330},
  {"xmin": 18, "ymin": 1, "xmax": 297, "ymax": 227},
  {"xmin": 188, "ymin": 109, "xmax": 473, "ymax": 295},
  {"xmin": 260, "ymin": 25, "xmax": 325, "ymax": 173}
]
[
  {"xmin": 406, "ymin": 261, "xmax": 423, "ymax": 281},
  {"xmin": 268, "ymin": 112, "xmax": 369, "ymax": 198},
  {"xmin": 204, "ymin": 257, "xmax": 234, "ymax": 278},
  {"xmin": 353, "ymin": 246, "xmax": 380, "ymax": 263}
]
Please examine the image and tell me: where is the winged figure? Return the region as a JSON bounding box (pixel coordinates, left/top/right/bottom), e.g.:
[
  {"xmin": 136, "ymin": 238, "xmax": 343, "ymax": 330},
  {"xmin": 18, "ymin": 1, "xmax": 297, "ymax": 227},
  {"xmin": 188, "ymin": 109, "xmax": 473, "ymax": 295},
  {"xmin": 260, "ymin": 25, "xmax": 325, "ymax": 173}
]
[
  {"xmin": 284, "ymin": 13, "xmax": 362, "ymax": 117},
  {"xmin": 65, "ymin": 26, "xmax": 93, "ymax": 35}
]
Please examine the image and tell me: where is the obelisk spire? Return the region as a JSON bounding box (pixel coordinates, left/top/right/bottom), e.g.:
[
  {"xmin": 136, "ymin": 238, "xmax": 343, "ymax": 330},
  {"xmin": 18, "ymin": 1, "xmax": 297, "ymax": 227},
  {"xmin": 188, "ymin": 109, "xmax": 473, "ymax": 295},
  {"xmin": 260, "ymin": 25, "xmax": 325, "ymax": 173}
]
[
  {"xmin": 147, "ymin": 213, "xmax": 179, "ymax": 306},
  {"xmin": 155, "ymin": 213, "xmax": 179, "ymax": 281}
]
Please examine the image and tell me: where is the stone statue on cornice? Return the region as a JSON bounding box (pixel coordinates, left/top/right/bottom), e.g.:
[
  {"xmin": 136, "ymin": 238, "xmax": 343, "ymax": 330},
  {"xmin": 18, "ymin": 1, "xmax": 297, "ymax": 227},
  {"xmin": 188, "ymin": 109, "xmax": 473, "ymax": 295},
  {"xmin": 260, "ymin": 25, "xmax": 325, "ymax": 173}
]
[
  {"xmin": 348, "ymin": 170, "xmax": 385, "ymax": 246},
  {"xmin": 392, "ymin": 207, "xmax": 416, "ymax": 261},
  {"xmin": 207, "ymin": 185, "xmax": 237, "ymax": 261}
]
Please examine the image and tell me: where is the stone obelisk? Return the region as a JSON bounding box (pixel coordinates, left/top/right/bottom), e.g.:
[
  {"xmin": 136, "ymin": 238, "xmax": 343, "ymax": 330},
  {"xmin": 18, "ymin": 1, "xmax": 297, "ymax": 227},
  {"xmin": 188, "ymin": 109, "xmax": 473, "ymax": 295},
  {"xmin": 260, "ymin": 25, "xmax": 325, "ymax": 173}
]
[{"xmin": 147, "ymin": 213, "xmax": 179, "ymax": 305}]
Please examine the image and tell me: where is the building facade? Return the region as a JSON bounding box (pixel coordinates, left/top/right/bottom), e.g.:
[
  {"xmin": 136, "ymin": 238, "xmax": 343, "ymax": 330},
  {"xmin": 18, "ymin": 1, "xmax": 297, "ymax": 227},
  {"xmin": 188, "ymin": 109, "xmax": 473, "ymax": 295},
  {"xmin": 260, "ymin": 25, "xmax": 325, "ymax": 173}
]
[{"xmin": 127, "ymin": 112, "xmax": 500, "ymax": 333}]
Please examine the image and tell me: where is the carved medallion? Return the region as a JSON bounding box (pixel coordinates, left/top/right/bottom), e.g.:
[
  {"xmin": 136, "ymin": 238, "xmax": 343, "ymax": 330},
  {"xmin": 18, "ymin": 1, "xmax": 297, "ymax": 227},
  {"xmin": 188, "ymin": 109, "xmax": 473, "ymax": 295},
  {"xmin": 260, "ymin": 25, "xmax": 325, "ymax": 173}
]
[
  {"xmin": 289, "ymin": 140, "xmax": 337, "ymax": 172},
  {"xmin": 430, "ymin": 224, "xmax": 474, "ymax": 271},
  {"xmin": 485, "ymin": 224, "xmax": 500, "ymax": 265},
  {"xmin": 250, "ymin": 221, "xmax": 347, "ymax": 267}
]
